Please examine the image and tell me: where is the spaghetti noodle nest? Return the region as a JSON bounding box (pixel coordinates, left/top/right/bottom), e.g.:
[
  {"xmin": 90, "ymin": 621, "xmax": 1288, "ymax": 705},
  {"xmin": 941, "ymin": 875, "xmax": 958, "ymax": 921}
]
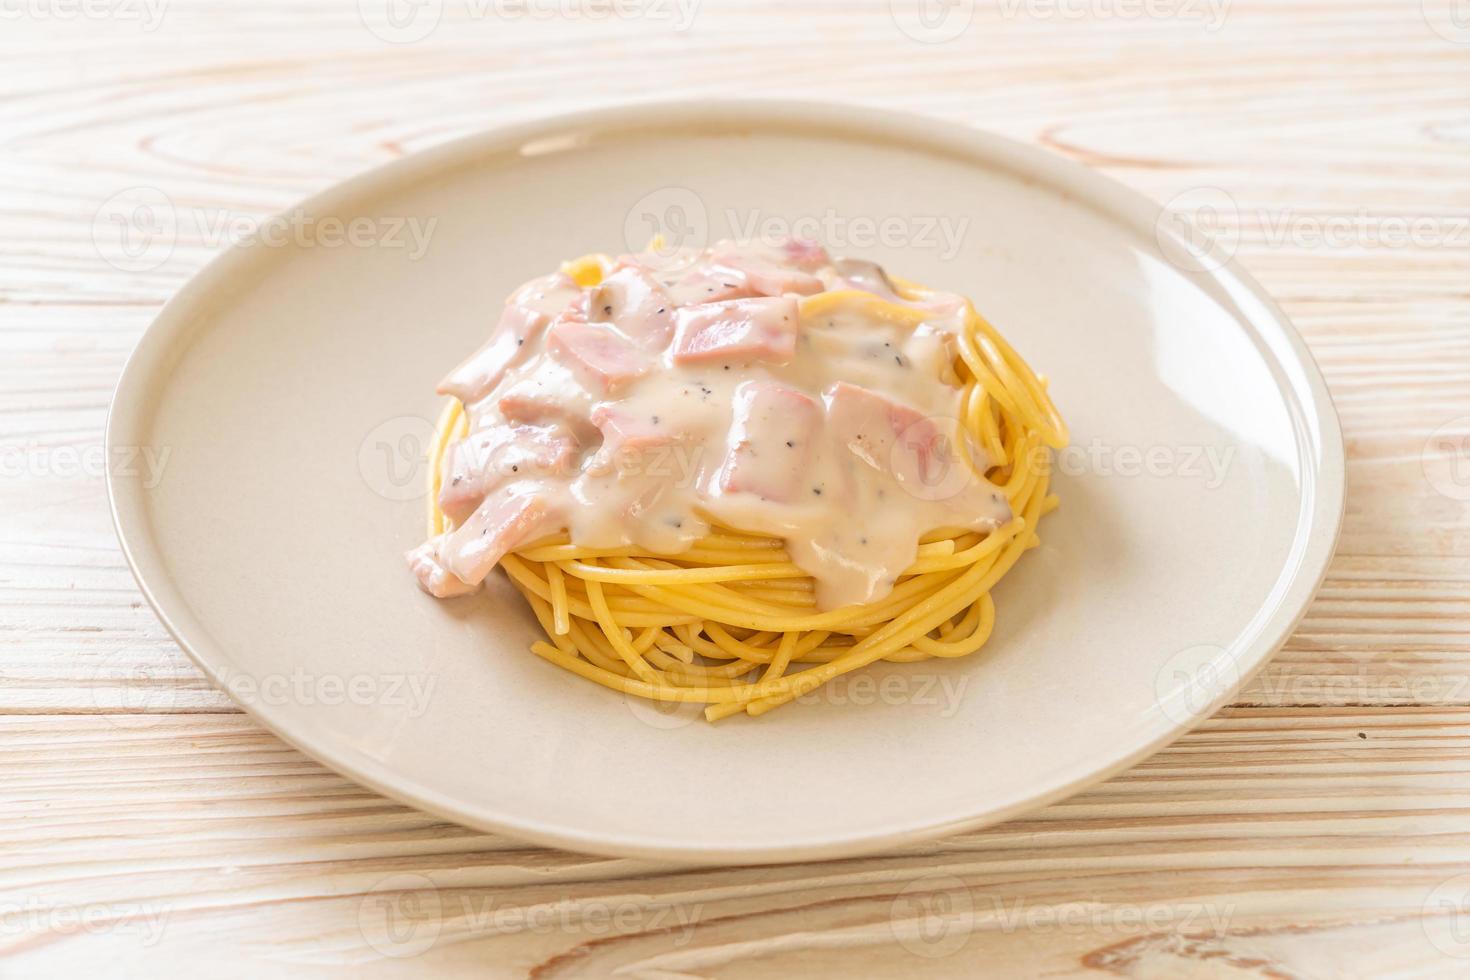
[{"xmin": 427, "ymin": 273, "xmax": 1067, "ymax": 723}]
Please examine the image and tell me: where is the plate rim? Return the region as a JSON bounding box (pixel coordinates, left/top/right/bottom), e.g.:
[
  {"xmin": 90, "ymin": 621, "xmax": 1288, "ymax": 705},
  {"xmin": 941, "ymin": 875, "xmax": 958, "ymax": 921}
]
[{"xmin": 106, "ymin": 97, "xmax": 1346, "ymax": 865}]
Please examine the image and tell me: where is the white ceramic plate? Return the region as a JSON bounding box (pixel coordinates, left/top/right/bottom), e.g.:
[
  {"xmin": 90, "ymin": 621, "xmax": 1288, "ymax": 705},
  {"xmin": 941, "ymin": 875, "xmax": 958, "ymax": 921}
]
[{"xmin": 107, "ymin": 101, "xmax": 1343, "ymax": 864}]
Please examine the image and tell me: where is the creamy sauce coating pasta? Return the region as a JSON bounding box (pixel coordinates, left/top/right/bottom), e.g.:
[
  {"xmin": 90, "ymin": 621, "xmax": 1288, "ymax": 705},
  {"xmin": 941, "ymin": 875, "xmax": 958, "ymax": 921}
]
[{"xmin": 409, "ymin": 240, "xmax": 1010, "ymax": 610}]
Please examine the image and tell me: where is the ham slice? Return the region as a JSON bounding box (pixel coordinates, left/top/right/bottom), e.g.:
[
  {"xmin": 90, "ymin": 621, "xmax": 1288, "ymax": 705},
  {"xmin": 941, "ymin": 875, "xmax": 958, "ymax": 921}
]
[
  {"xmin": 437, "ymin": 304, "xmax": 548, "ymax": 404},
  {"xmin": 779, "ymin": 238, "xmax": 831, "ymax": 270},
  {"xmin": 496, "ymin": 362, "xmax": 598, "ymax": 442},
  {"xmin": 406, "ymin": 537, "xmax": 479, "ymax": 598},
  {"xmin": 711, "ymin": 241, "xmax": 827, "ymax": 296},
  {"xmin": 719, "ymin": 382, "xmax": 820, "ymax": 502},
  {"xmin": 439, "ymin": 491, "xmax": 561, "ymax": 587},
  {"xmin": 438, "ymin": 423, "xmax": 579, "ymax": 525},
  {"xmin": 671, "ymin": 297, "xmax": 799, "ymax": 366},
  {"xmin": 662, "ymin": 267, "xmax": 756, "ymax": 307},
  {"xmin": 826, "ymin": 381, "xmax": 949, "ymax": 487},
  {"xmin": 583, "ymin": 266, "xmax": 676, "ymax": 349},
  {"xmin": 587, "ymin": 403, "xmax": 696, "ymax": 475},
  {"xmin": 546, "ymin": 318, "xmax": 653, "ymax": 393}
]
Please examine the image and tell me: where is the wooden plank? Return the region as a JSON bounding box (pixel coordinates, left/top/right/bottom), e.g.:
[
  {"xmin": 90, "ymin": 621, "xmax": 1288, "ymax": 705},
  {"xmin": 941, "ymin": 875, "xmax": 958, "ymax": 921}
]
[{"xmin": 0, "ymin": 709, "xmax": 1468, "ymax": 977}]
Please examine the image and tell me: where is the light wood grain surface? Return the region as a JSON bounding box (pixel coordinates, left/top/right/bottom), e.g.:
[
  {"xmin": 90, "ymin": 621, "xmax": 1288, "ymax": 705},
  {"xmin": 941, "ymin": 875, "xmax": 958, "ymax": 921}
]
[{"xmin": 3, "ymin": 0, "xmax": 1469, "ymax": 975}]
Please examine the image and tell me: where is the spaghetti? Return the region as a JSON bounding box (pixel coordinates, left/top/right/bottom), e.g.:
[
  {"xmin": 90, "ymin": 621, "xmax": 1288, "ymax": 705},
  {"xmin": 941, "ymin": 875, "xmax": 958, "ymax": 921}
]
[{"xmin": 419, "ymin": 246, "xmax": 1066, "ymax": 723}]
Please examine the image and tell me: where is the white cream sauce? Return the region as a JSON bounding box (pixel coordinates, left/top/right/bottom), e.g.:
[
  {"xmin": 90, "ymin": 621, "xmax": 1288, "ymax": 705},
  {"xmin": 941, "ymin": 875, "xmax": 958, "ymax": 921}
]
[{"xmin": 410, "ymin": 239, "xmax": 1010, "ymax": 610}]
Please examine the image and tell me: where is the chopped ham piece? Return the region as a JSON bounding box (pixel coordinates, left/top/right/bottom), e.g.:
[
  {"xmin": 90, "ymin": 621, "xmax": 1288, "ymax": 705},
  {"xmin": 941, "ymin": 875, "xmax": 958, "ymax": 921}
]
[
  {"xmin": 671, "ymin": 297, "xmax": 799, "ymax": 366},
  {"xmin": 546, "ymin": 318, "xmax": 653, "ymax": 393},
  {"xmin": 440, "ymin": 491, "xmax": 561, "ymax": 586},
  {"xmin": 587, "ymin": 403, "xmax": 694, "ymax": 474},
  {"xmin": 406, "ymin": 538, "xmax": 479, "ymax": 598},
  {"xmin": 439, "ymin": 422, "xmax": 579, "ymax": 524},
  {"xmin": 437, "ymin": 304, "xmax": 549, "ymax": 404},
  {"xmin": 663, "ymin": 268, "xmax": 756, "ymax": 307},
  {"xmin": 582, "ymin": 266, "xmax": 676, "ymax": 349},
  {"xmin": 591, "ymin": 403, "xmax": 683, "ymax": 451},
  {"xmin": 497, "ymin": 388, "xmax": 567, "ymax": 425},
  {"xmin": 780, "ymin": 238, "xmax": 831, "ymax": 270},
  {"xmin": 719, "ymin": 382, "xmax": 820, "ymax": 502},
  {"xmin": 496, "ymin": 364, "xmax": 597, "ymax": 440},
  {"xmin": 826, "ymin": 382, "xmax": 952, "ymax": 488},
  {"xmin": 438, "ymin": 443, "xmax": 488, "ymax": 526},
  {"xmin": 711, "ymin": 249, "xmax": 824, "ymax": 297}
]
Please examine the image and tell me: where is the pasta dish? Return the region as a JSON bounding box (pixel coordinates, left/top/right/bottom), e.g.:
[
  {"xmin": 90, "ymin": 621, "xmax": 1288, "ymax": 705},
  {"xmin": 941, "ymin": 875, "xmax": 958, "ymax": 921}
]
[{"xmin": 407, "ymin": 238, "xmax": 1066, "ymax": 722}]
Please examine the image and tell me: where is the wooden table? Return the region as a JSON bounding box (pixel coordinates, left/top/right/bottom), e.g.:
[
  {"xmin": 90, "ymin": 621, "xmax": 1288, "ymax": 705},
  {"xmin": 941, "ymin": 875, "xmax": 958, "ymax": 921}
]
[{"xmin": 4, "ymin": 1, "xmax": 1468, "ymax": 975}]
